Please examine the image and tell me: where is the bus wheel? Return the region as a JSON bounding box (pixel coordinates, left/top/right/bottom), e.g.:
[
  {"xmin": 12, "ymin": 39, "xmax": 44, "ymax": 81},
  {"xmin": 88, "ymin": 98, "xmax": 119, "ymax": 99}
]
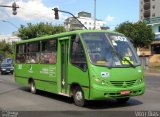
[
  {"xmin": 73, "ymin": 87, "xmax": 86, "ymax": 107},
  {"xmin": 30, "ymin": 81, "xmax": 36, "ymax": 94},
  {"xmin": 116, "ymin": 97, "xmax": 130, "ymax": 103}
]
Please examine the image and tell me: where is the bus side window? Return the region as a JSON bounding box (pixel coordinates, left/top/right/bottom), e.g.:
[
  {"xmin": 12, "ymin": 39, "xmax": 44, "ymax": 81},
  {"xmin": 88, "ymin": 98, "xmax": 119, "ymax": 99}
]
[
  {"xmin": 70, "ymin": 35, "xmax": 87, "ymax": 71},
  {"xmin": 40, "ymin": 39, "xmax": 57, "ymax": 64},
  {"xmin": 48, "ymin": 39, "xmax": 57, "ymax": 64},
  {"xmin": 16, "ymin": 44, "xmax": 26, "ymax": 63},
  {"xmin": 27, "ymin": 42, "xmax": 40, "ymax": 63}
]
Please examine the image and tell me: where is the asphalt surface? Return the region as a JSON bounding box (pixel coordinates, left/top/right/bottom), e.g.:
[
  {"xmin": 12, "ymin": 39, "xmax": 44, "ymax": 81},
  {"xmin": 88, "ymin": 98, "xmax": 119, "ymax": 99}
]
[{"xmin": 0, "ymin": 73, "xmax": 160, "ymax": 116}]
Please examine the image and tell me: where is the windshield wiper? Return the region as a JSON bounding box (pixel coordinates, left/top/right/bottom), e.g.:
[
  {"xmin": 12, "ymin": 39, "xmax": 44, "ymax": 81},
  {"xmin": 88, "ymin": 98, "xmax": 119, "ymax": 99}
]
[
  {"xmin": 121, "ymin": 55, "xmax": 135, "ymax": 68},
  {"xmin": 114, "ymin": 50, "xmax": 135, "ymax": 68}
]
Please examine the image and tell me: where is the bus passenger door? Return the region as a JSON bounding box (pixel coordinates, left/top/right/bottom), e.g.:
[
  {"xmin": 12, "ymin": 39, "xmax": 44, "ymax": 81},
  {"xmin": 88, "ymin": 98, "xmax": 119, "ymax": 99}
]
[{"xmin": 60, "ymin": 39, "xmax": 69, "ymax": 94}]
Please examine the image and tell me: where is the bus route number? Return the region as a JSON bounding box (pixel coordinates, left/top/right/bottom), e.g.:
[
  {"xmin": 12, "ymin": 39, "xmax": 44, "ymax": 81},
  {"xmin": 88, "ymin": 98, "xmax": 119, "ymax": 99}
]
[{"xmin": 114, "ymin": 36, "xmax": 127, "ymax": 42}]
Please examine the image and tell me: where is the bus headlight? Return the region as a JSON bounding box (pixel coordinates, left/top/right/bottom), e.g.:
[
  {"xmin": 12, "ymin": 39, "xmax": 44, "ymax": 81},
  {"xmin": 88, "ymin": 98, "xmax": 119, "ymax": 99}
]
[
  {"xmin": 95, "ymin": 78, "xmax": 101, "ymax": 83},
  {"xmin": 95, "ymin": 78, "xmax": 105, "ymax": 85},
  {"xmin": 95, "ymin": 78, "xmax": 110, "ymax": 86}
]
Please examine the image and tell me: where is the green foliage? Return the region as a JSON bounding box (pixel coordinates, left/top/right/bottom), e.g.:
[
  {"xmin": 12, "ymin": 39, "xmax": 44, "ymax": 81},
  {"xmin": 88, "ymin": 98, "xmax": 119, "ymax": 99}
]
[
  {"xmin": 115, "ymin": 21, "xmax": 155, "ymax": 48},
  {"xmin": 17, "ymin": 22, "xmax": 66, "ymax": 40},
  {"xmin": 0, "ymin": 41, "xmax": 13, "ymax": 60}
]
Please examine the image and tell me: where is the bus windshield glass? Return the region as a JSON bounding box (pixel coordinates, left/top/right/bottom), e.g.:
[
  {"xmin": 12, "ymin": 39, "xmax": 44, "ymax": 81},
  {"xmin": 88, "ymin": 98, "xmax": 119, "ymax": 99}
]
[{"xmin": 81, "ymin": 32, "xmax": 141, "ymax": 67}]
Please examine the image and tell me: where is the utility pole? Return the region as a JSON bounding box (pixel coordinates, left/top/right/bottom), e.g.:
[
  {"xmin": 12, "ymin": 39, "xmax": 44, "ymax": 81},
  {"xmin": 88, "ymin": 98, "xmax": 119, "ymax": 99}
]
[
  {"xmin": 94, "ymin": 0, "xmax": 96, "ymax": 30},
  {"xmin": 0, "ymin": 2, "xmax": 19, "ymax": 15}
]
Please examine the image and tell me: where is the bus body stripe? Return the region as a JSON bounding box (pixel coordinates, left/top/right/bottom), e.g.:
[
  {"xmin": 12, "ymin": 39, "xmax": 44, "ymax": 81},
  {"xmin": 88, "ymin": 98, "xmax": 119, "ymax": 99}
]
[{"xmin": 15, "ymin": 75, "xmax": 57, "ymax": 84}]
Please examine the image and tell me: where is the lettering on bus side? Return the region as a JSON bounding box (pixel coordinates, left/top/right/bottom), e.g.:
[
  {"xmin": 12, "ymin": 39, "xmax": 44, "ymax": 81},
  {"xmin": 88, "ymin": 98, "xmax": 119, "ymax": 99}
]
[{"xmin": 39, "ymin": 66, "xmax": 56, "ymax": 78}]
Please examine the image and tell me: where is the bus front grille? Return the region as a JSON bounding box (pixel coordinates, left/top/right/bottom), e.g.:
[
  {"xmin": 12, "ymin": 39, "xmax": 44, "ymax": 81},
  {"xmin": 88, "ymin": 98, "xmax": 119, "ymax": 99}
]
[{"xmin": 110, "ymin": 80, "xmax": 136, "ymax": 87}]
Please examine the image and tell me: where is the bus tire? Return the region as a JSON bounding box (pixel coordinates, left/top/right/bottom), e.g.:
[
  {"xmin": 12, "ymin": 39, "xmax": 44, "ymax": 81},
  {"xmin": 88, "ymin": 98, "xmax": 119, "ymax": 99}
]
[
  {"xmin": 30, "ymin": 81, "xmax": 36, "ymax": 94},
  {"xmin": 116, "ymin": 97, "xmax": 130, "ymax": 103},
  {"xmin": 73, "ymin": 87, "xmax": 86, "ymax": 107}
]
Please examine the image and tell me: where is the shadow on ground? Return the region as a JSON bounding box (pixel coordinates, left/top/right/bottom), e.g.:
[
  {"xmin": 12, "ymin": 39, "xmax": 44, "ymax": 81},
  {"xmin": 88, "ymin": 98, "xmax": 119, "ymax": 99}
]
[{"xmin": 20, "ymin": 87, "xmax": 143, "ymax": 110}]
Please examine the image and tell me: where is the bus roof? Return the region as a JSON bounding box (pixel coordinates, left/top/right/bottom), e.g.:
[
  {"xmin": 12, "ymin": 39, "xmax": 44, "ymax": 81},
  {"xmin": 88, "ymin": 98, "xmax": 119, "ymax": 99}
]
[{"xmin": 16, "ymin": 30, "xmax": 120, "ymax": 44}]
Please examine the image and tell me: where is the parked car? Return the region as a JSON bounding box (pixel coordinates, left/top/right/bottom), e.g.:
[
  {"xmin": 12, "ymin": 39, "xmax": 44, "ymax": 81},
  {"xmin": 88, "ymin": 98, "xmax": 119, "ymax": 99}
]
[{"xmin": 0, "ymin": 63, "xmax": 14, "ymax": 75}]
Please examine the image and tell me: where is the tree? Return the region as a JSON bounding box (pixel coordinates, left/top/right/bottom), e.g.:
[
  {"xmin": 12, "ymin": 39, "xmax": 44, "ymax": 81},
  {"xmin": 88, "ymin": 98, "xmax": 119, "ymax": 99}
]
[
  {"xmin": 115, "ymin": 21, "xmax": 155, "ymax": 48},
  {"xmin": 0, "ymin": 41, "xmax": 13, "ymax": 60},
  {"xmin": 17, "ymin": 22, "xmax": 66, "ymax": 40}
]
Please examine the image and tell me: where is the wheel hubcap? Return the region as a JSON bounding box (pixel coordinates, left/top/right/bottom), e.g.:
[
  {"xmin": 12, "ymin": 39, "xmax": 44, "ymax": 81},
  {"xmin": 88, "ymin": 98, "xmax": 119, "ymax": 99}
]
[
  {"xmin": 31, "ymin": 83, "xmax": 35, "ymax": 92},
  {"xmin": 76, "ymin": 91, "xmax": 82, "ymax": 100}
]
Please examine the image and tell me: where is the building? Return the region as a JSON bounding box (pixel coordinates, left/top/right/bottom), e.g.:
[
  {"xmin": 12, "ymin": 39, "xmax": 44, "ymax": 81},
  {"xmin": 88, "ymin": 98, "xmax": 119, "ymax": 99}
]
[
  {"xmin": 64, "ymin": 11, "xmax": 105, "ymax": 31},
  {"xmin": 139, "ymin": 0, "xmax": 160, "ymax": 64},
  {"xmin": 0, "ymin": 34, "xmax": 20, "ymax": 44},
  {"xmin": 140, "ymin": 0, "xmax": 160, "ymax": 36},
  {"xmin": 140, "ymin": 0, "xmax": 160, "ymax": 35},
  {"xmin": 140, "ymin": 0, "xmax": 160, "ymax": 20}
]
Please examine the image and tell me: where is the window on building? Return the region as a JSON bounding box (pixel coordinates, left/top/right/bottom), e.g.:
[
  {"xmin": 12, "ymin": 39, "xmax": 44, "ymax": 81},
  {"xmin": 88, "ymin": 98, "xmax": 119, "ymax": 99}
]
[
  {"xmin": 159, "ymin": 26, "xmax": 160, "ymax": 32},
  {"xmin": 152, "ymin": 5, "xmax": 155, "ymax": 9},
  {"xmin": 155, "ymin": 34, "xmax": 160, "ymax": 40},
  {"xmin": 151, "ymin": 44, "xmax": 160, "ymax": 54},
  {"xmin": 152, "ymin": 13, "xmax": 155, "ymax": 17}
]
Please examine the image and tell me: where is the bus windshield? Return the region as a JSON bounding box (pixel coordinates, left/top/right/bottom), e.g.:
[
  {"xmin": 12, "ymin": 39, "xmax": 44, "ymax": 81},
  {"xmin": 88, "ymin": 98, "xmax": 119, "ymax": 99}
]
[{"xmin": 81, "ymin": 32, "xmax": 141, "ymax": 67}]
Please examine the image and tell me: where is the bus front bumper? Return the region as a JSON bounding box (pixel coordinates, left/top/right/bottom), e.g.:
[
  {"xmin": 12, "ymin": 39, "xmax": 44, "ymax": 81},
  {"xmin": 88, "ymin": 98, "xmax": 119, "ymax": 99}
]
[{"xmin": 89, "ymin": 83, "xmax": 145, "ymax": 100}]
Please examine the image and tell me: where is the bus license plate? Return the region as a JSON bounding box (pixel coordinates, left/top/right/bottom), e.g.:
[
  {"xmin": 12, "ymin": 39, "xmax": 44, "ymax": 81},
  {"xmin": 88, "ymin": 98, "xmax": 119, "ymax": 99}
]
[{"xmin": 120, "ymin": 90, "xmax": 130, "ymax": 95}]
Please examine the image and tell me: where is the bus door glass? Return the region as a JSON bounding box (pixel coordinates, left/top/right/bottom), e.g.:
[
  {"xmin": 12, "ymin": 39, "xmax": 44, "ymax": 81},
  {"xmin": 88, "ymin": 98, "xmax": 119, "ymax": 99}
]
[{"xmin": 60, "ymin": 38, "xmax": 69, "ymax": 94}]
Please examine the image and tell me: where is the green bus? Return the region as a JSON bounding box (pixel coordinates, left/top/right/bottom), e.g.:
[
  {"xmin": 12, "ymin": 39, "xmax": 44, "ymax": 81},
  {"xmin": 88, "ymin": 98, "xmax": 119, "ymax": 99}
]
[{"xmin": 14, "ymin": 30, "xmax": 145, "ymax": 106}]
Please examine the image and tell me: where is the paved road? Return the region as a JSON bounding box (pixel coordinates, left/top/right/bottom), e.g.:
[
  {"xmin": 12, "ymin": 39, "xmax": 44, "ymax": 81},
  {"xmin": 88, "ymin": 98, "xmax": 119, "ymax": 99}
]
[{"xmin": 0, "ymin": 73, "xmax": 160, "ymax": 112}]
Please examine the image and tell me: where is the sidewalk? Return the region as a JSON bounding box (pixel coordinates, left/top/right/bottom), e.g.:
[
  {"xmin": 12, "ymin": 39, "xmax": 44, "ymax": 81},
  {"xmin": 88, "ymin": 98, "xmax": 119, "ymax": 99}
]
[{"xmin": 144, "ymin": 67, "xmax": 160, "ymax": 76}]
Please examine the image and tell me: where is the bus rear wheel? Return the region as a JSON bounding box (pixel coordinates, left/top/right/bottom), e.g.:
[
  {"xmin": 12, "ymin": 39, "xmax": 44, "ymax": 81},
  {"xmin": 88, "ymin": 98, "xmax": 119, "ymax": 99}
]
[
  {"xmin": 29, "ymin": 81, "xmax": 36, "ymax": 94},
  {"xmin": 73, "ymin": 87, "xmax": 86, "ymax": 107},
  {"xmin": 116, "ymin": 97, "xmax": 130, "ymax": 103}
]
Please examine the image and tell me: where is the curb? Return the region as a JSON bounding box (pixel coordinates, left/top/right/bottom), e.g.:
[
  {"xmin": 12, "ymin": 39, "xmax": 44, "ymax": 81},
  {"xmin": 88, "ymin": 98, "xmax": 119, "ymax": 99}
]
[
  {"xmin": 144, "ymin": 72, "xmax": 160, "ymax": 76},
  {"xmin": 144, "ymin": 68, "xmax": 160, "ymax": 76}
]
